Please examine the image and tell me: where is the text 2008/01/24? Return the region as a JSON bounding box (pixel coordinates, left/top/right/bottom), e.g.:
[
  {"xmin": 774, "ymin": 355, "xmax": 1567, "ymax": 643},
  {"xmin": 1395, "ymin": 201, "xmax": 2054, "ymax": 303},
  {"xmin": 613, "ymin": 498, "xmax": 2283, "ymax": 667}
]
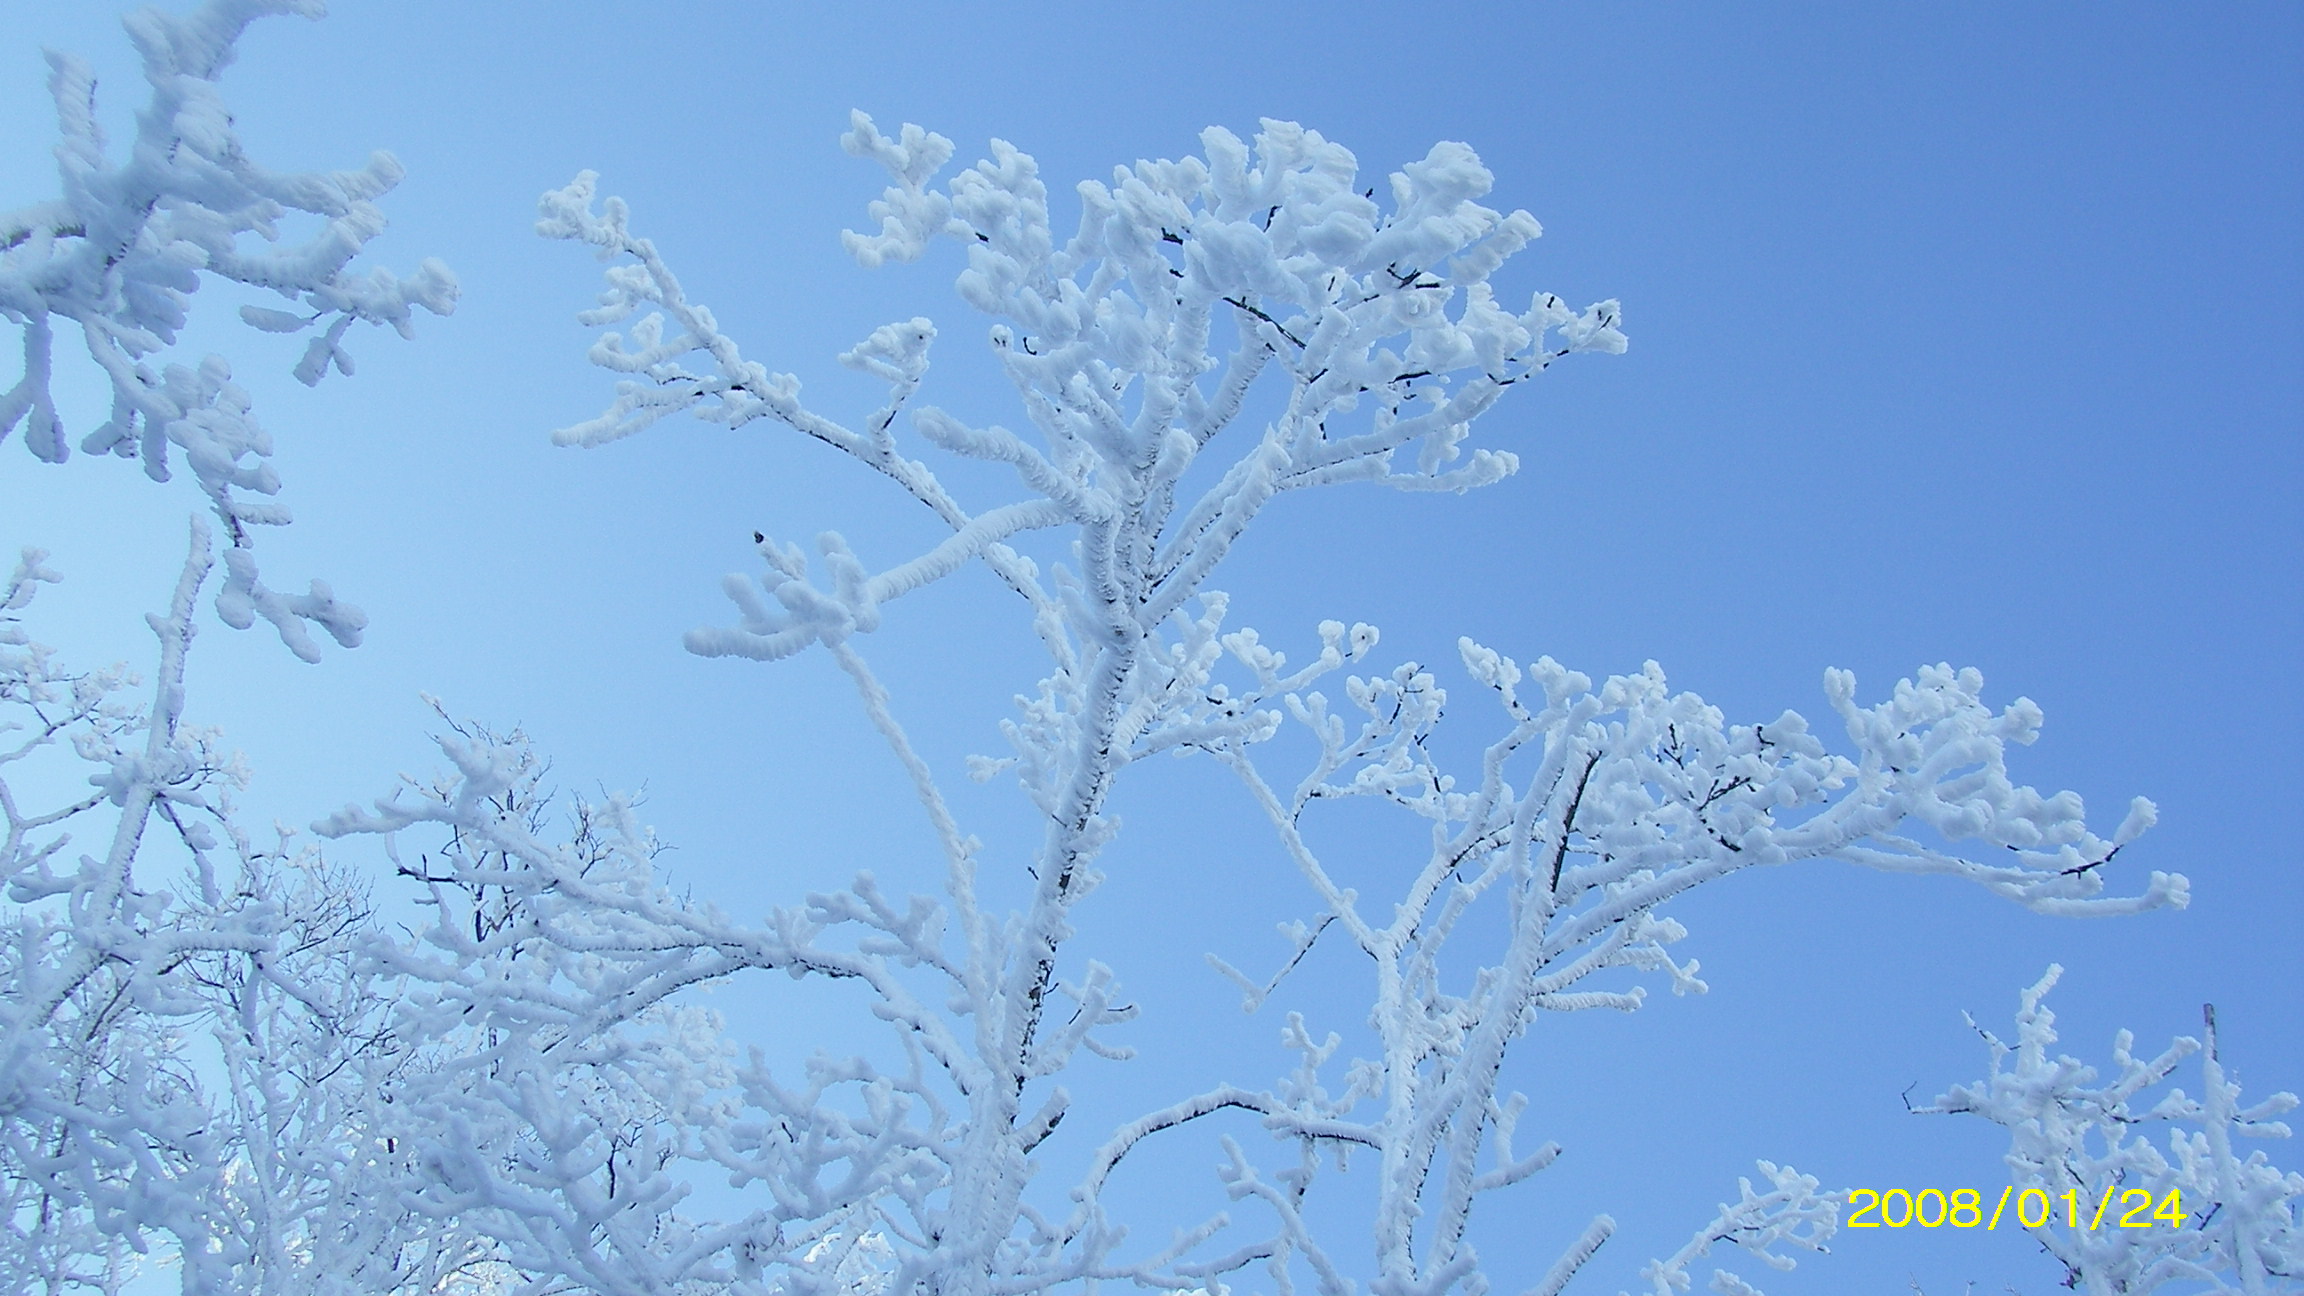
[{"xmin": 1846, "ymin": 1187, "xmax": 2191, "ymax": 1231}]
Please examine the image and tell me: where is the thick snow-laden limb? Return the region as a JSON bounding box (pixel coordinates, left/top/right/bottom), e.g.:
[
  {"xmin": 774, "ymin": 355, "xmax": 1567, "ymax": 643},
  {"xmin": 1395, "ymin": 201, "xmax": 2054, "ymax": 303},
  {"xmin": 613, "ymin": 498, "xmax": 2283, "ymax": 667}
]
[
  {"xmin": 1923, "ymin": 969, "xmax": 2301, "ymax": 1294},
  {"xmin": 0, "ymin": 532, "xmax": 503, "ymax": 1296},
  {"xmin": 1, "ymin": 0, "xmax": 455, "ymax": 658},
  {"xmin": 503, "ymin": 119, "xmax": 2184, "ymax": 1295}
]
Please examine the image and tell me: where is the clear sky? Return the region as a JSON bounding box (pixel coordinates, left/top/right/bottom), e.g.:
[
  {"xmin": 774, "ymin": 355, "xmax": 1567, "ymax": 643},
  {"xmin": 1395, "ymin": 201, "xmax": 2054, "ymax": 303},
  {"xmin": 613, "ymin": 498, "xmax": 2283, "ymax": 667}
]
[{"xmin": 5, "ymin": 3, "xmax": 2300, "ymax": 1291}]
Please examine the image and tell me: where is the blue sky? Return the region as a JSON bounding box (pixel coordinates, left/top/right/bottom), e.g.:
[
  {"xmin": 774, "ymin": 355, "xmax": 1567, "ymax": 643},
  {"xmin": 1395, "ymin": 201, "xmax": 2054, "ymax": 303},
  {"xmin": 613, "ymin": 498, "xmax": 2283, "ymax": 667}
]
[{"xmin": 5, "ymin": 3, "xmax": 2300, "ymax": 1290}]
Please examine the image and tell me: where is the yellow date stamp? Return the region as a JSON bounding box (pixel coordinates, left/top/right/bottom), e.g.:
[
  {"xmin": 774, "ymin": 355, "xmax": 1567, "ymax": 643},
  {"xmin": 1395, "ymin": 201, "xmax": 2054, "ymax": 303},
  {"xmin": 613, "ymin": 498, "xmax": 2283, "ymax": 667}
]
[{"xmin": 1845, "ymin": 1187, "xmax": 2189, "ymax": 1231}]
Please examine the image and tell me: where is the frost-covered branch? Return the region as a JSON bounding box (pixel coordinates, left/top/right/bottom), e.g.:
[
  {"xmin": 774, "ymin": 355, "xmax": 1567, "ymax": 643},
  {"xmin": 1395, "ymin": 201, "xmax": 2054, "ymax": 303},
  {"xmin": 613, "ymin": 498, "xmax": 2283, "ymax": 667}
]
[
  {"xmin": 1923, "ymin": 969, "xmax": 2301, "ymax": 1293},
  {"xmin": 2, "ymin": 0, "xmax": 456, "ymax": 658},
  {"xmin": 1627, "ymin": 1163, "xmax": 1839, "ymax": 1296},
  {"xmin": 1081, "ymin": 625, "xmax": 2174, "ymax": 1296}
]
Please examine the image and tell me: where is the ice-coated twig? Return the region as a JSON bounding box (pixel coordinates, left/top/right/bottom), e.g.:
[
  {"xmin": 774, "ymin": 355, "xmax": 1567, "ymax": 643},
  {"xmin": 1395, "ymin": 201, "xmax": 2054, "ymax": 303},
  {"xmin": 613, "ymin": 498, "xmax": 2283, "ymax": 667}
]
[{"xmin": 1530, "ymin": 1216, "xmax": 1616, "ymax": 1296}]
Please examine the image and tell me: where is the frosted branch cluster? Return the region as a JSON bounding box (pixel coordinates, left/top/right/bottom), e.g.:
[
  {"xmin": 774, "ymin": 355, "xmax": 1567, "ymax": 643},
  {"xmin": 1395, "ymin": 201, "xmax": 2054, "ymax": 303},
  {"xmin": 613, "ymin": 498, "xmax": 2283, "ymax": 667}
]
[
  {"xmin": 1624, "ymin": 1161, "xmax": 1838, "ymax": 1296},
  {"xmin": 0, "ymin": 534, "xmax": 498, "ymax": 1294},
  {"xmin": 1925, "ymin": 969, "xmax": 2301, "ymax": 1293},
  {"xmin": 0, "ymin": 0, "xmax": 454, "ymax": 659}
]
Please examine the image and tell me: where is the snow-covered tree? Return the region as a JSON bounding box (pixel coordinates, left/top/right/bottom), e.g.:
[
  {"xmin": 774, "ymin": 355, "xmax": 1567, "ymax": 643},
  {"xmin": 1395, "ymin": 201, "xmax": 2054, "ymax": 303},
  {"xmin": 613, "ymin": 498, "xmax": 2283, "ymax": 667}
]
[
  {"xmin": 309, "ymin": 112, "xmax": 2186, "ymax": 1296},
  {"xmin": 3, "ymin": 6, "xmax": 2274, "ymax": 1296}
]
